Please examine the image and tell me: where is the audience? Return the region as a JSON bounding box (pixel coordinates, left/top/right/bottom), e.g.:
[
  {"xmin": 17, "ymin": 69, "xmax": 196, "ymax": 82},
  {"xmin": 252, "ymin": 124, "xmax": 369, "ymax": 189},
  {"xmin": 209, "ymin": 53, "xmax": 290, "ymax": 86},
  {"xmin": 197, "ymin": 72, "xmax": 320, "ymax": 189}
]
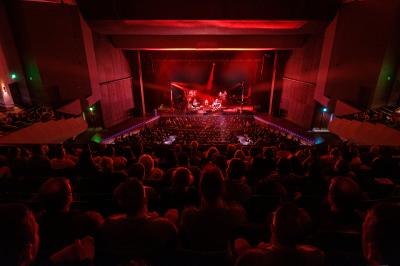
[
  {"xmin": 321, "ymin": 176, "xmax": 364, "ymax": 232},
  {"xmin": 50, "ymin": 145, "xmax": 75, "ymax": 171},
  {"xmin": 0, "ymin": 105, "xmax": 55, "ymax": 135},
  {"xmin": 162, "ymin": 167, "xmax": 197, "ymax": 211},
  {"xmin": 180, "ymin": 166, "xmax": 246, "ymax": 256},
  {"xmin": 236, "ymin": 204, "xmax": 324, "ymax": 266},
  {"xmin": 36, "ymin": 177, "xmax": 102, "ymax": 263},
  {"xmin": 0, "ymin": 115, "xmax": 399, "ymax": 265},
  {"xmin": 225, "ymin": 158, "xmax": 252, "ymax": 204},
  {"xmin": 362, "ymin": 203, "xmax": 400, "ymax": 266},
  {"xmin": 344, "ymin": 105, "xmax": 400, "ymax": 129},
  {"xmin": 0, "ymin": 203, "xmax": 39, "ymax": 266},
  {"xmin": 98, "ymin": 179, "xmax": 177, "ymax": 265}
]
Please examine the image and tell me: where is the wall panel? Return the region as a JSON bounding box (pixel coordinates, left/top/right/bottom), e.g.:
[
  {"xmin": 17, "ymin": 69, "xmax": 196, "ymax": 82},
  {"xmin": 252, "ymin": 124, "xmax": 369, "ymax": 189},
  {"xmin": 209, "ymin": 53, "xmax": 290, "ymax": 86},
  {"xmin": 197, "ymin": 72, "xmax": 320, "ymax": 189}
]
[
  {"xmin": 280, "ymin": 34, "xmax": 323, "ymax": 128},
  {"xmin": 94, "ymin": 34, "xmax": 134, "ymax": 128}
]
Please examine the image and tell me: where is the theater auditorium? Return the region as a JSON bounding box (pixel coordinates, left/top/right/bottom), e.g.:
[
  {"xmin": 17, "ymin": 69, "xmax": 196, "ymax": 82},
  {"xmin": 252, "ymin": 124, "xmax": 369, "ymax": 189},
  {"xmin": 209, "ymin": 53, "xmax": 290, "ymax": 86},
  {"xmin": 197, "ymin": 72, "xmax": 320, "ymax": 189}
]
[{"xmin": 0, "ymin": 0, "xmax": 399, "ymax": 265}]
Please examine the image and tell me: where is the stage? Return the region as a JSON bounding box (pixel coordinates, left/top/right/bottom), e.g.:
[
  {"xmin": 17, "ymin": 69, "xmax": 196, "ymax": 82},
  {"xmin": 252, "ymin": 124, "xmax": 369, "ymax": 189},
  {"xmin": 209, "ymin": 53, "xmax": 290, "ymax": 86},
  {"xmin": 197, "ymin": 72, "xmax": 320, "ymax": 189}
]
[{"xmin": 157, "ymin": 104, "xmax": 254, "ymax": 116}]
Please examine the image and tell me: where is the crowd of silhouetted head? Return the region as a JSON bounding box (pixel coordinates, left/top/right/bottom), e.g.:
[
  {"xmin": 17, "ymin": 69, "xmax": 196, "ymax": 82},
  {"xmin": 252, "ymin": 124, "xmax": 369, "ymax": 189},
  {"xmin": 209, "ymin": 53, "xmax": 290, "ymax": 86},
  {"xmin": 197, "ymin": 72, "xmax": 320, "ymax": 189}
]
[{"xmin": 0, "ymin": 136, "xmax": 399, "ymax": 265}]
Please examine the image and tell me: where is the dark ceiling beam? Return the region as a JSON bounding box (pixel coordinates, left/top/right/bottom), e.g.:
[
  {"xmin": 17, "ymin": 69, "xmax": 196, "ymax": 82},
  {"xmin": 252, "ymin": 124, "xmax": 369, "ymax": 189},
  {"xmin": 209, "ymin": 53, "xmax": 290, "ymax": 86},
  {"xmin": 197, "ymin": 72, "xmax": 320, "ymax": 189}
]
[
  {"xmin": 110, "ymin": 35, "xmax": 307, "ymax": 50},
  {"xmin": 76, "ymin": 0, "xmax": 341, "ymax": 21}
]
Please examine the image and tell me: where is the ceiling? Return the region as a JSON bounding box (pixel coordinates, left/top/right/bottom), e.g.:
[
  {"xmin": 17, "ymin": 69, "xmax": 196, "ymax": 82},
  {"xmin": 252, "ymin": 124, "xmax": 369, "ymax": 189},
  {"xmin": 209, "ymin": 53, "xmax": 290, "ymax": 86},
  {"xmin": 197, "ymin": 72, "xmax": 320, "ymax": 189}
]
[{"xmin": 76, "ymin": 0, "xmax": 342, "ymax": 50}]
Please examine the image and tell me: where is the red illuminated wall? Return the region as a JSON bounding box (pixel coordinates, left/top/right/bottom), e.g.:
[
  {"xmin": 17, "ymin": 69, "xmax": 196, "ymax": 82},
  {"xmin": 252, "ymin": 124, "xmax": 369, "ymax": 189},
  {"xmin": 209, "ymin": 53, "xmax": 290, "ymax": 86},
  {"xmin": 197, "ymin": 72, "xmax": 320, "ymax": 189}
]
[
  {"xmin": 94, "ymin": 34, "xmax": 134, "ymax": 128},
  {"xmin": 7, "ymin": 2, "xmax": 92, "ymax": 106},
  {"xmin": 0, "ymin": 2, "xmax": 30, "ymax": 106},
  {"xmin": 324, "ymin": 0, "xmax": 400, "ymax": 108},
  {"xmin": 5, "ymin": 1, "xmax": 134, "ymax": 128},
  {"xmin": 281, "ymin": 34, "xmax": 324, "ymax": 128},
  {"xmin": 282, "ymin": 0, "xmax": 400, "ymax": 128}
]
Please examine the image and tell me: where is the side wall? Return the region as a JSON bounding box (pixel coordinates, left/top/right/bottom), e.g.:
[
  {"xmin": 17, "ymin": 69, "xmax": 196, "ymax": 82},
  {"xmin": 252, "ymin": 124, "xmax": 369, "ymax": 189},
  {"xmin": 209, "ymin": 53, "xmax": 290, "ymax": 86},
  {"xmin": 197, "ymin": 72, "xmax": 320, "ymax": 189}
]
[
  {"xmin": 7, "ymin": 2, "xmax": 92, "ymax": 105},
  {"xmin": 94, "ymin": 34, "xmax": 134, "ymax": 128},
  {"xmin": 6, "ymin": 1, "xmax": 134, "ymax": 128},
  {"xmin": 325, "ymin": 0, "xmax": 400, "ymax": 108},
  {"xmin": 280, "ymin": 34, "xmax": 324, "ymax": 128},
  {"xmin": 0, "ymin": 1, "xmax": 30, "ymax": 106}
]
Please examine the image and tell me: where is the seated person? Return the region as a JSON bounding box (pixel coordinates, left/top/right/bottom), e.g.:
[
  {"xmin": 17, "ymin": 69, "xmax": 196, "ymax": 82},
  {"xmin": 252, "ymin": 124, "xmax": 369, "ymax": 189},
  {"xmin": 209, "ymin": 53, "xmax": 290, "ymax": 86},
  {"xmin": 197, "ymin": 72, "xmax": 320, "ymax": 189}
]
[
  {"xmin": 50, "ymin": 145, "xmax": 75, "ymax": 171},
  {"xmin": 266, "ymin": 158, "xmax": 302, "ymax": 199},
  {"xmin": 224, "ymin": 158, "xmax": 252, "ymax": 204},
  {"xmin": 161, "ymin": 167, "xmax": 198, "ymax": 212},
  {"xmin": 236, "ymin": 204, "xmax": 323, "ymax": 266},
  {"xmin": 98, "ymin": 179, "xmax": 177, "ymax": 265},
  {"xmin": 180, "ymin": 166, "xmax": 247, "ymax": 254},
  {"xmin": 127, "ymin": 162, "xmax": 159, "ymax": 207},
  {"xmin": 362, "ymin": 203, "xmax": 400, "ymax": 266},
  {"xmin": 27, "ymin": 145, "xmax": 51, "ymax": 178},
  {"xmin": 319, "ymin": 176, "xmax": 364, "ymax": 232},
  {"xmin": 0, "ymin": 203, "xmax": 95, "ymax": 266},
  {"xmin": 0, "ymin": 203, "xmax": 40, "ymax": 266},
  {"xmin": 139, "ymin": 154, "xmax": 165, "ymax": 182},
  {"xmin": 36, "ymin": 177, "xmax": 103, "ymax": 262}
]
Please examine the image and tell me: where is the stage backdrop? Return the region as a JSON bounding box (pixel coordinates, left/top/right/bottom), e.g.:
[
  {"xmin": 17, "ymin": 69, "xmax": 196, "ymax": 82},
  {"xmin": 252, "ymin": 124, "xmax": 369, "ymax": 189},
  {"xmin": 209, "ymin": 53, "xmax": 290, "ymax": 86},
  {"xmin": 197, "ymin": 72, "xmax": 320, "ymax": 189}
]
[{"xmin": 131, "ymin": 51, "xmax": 273, "ymax": 112}]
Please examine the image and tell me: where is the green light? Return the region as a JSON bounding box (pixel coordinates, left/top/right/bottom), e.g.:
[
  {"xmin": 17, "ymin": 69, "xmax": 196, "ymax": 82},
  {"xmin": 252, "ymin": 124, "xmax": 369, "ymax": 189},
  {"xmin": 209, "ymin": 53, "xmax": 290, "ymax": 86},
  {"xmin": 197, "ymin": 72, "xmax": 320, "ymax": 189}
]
[
  {"xmin": 387, "ymin": 76, "xmax": 391, "ymax": 81},
  {"xmin": 88, "ymin": 106, "xmax": 95, "ymax": 112},
  {"xmin": 10, "ymin": 73, "xmax": 17, "ymax": 80},
  {"xmin": 91, "ymin": 134, "xmax": 102, "ymax": 143},
  {"xmin": 29, "ymin": 76, "xmax": 33, "ymax": 81}
]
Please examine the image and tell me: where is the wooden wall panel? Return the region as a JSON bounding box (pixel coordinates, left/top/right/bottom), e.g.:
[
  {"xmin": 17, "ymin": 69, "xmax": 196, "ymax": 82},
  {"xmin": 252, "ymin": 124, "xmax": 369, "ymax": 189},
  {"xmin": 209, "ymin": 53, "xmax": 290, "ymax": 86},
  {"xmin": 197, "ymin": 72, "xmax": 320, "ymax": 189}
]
[
  {"xmin": 280, "ymin": 34, "xmax": 323, "ymax": 129},
  {"xmin": 94, "ymin": 34, "xmax": 134, "ymax": 128}
]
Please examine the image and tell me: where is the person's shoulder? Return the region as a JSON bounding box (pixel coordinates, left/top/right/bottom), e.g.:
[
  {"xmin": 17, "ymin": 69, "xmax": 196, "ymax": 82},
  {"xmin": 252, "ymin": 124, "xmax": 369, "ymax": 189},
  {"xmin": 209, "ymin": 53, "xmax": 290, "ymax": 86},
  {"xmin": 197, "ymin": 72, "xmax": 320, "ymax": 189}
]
[
  {"xmin": 102, "ymin": 214, "xmax": 127, "ymax": 229},
  {"xmin": 105, "ymin": 213, "xmax": 126, "ymax": 222},
  {"xmin": 256, "ymin": 242, "xmax": 273, "ymax": 251},
  {"xmin": 65, "ymin": 158, "xmax": 75, "ymax": 165},
  {"xmin": 150, "ymin": 217, "xmax": 177, "ymax": 230},
  {"xmin": 296, "ymin": 245, "xmax": 325, "ymax": 265},
  {"xmin": 226, "ymin": 202, "xmax": 246, "ymax": 214},
  {"xmin": 182, "ymin": 206, "xmax": 199, "ymax": 216},
  {"xmin": 296, "ymin": 244, "xmax": 324, "ymax": 259}
]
